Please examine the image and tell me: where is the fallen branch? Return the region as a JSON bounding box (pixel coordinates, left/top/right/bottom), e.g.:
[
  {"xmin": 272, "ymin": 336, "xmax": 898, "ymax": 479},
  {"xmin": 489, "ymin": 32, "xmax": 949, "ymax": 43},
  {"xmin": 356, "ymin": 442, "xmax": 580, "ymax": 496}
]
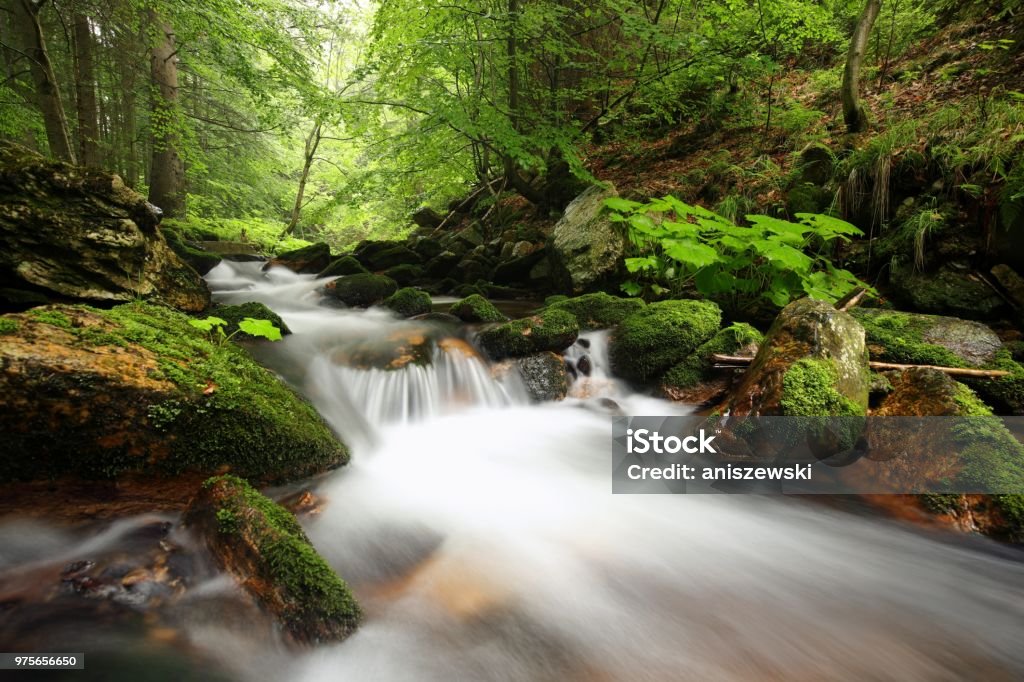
[
  {"xmin": 836, "ymin": 287, "xmax": 868, "ymax": 312},
  {"xmin": 710, "ymin": 354, "xmax": 1011, "ymax": 378}
]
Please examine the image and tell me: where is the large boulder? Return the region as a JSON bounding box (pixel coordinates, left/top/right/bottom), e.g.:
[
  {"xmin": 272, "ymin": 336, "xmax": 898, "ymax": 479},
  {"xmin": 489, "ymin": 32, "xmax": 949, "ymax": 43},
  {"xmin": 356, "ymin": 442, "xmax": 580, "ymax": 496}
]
[
  {"xmin": 719, "ymin": 298, "xmax": 869, "ymax": 416},
  {"xmin": 609, "ymin": 300, "xmax": 721, "ymax": 383},
  {"xmin": 0, "ymin": 141, "xmax": 209, "ymax": 312},
  {"xmin": 449, "ymin": 294, "xmax": 507, "ymax": 323},
  {"xmin": 264, "ymin": 242, "xmax": 331, "ymax": 274},
  {"xmin": 411, "ymin": 206, "xmax": 445, "ymax": 229},
  {"xmin": 491, "ymin": 249, "xmax": 547, "ymax": 286},
  {"xmin": 548, "ymin": 184, "xmax": 627, "ymax": 294},
  {"xmin": 164, "ymin": 228, "xmax": 222, "ymax": 276},
  {"xmin": 318, "ymin": 256, "xmax": 367, "ymax": 278},
  {"xmin": 383, "ymin": 287, "xmax": 432, "ymax": 318},
  {"xmin": 476, "ymin": 309, "xmax": 579, "ymax": 359},
  {"xmin": 0, "ymin": 303, "xmax": 348, "ymax": 491},
  {"xmin": 888, "ymin": 265, "xmax": 1005, "ymax": 320},
  {"xmin": 662, "ymin": 323, "xmax": 762, "ymax": 402},
  {"xmin": 184, "ymin": 475, "xmax": 361, "ymax": 645},
  {"xmin": 512, "ymin": 352, "xmax": 569, "ymax": 402},
  {"xmin": 322, "ymin": 273, "xmax": 398, "ymax": 307},
  {"xmin": 355, "ymin": 242, "xmax": 422, "ymax": 271},
  {"xmin": 851, "ymin": 308, "xmax": 1002, "ymax": 367},
  {"xmin": 546, "ymin": 292, "xmax": 646, "ymax": 330}
]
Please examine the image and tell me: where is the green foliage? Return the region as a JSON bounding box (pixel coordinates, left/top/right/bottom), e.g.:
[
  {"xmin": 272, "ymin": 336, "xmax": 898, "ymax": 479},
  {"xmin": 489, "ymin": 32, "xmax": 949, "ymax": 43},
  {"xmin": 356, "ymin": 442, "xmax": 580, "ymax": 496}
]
[
  {"xmin": 607, "ymin": 196, "xmax": 868, "ymax": 314},
  {"xmin": 0, "ymin": 319, "xmax": 19, "ymax": 335},
  {"xmin": 189, "ymin": 315, "xmax": 282, "ymax": 344}
]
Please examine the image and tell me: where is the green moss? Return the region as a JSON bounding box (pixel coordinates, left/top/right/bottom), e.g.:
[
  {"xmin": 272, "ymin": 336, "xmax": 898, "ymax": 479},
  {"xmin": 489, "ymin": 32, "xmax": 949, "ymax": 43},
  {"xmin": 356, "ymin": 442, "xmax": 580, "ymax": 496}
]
[
  {"xmin": 780, "ymin": 358, "xmax": 863, "ymax": 416},
  {"xmin": 950, "ymin": 414, "xmax": 1024, "ymax": 493},
  {"xmin": 382, "ymin": 263, "xmax": 424, "ymax": 286},
  {"xmin": 384, "ymin": 287, "xmax": 432, "ymax": 317},
  {"xmin": 28, "ymin": 308, "xmax": 72, "ymax": 329},
  {"xmin": 544, "ymin": 295, "xmax": 569, "ymax": 306},
  {"xmin": 319, "ymin": 256, "xmax": 367, "ymax": 278},
  {"xmin": 608, "ymin": 300, "xmax": 722, "ymax": 383},
  {"xmin": 921, "ymin": 494, "xmax": 960, "ymax": 515},
  {"xmin": 0, "ymin": 318, "xmax": 19, "ymax": 335},
  {"xmin": 324, "ymin": 273, "xmax": 398, "ymax": 307},
  {"xmin": 993, "ymin": 495, "xmax": 1024, "ymax": 542},
  {"xmin": 213, "ymin": 302, "xmax": 291, "ymax": 339},
  {"xmin": 850, "ymin": 309, "xmax": 966, "ymax": 367},
  {"xmin": 968, "ymin": 349, "xmax": 1024, "ymax": 415},
  {"xmin": 450, "ymin": 294, "xmax": 506, "ymax": 323},
  {"xmin": 663, "ymin": 323, "xmax": 763, "ymax": 390},
  {"xmin": 952, "ymin": 383, "xmax": 993, "ymax": 416},
  {"xmin": 546, "ymin": 292, "xmax": 646, "ymax": 330},
  {"xmin": 477, "ymin": 309, "xmax": 579, "ymax": 359},
  {"xmin": 164, "ymin": 227, "xmax": 222, "ymax": 275},
  {"xmin": 202, "ymin": 475, "xmax": 361, "ymax": 633},
  {"xmin": 216, "ymin": 507, "xmax": 239, "ymax": 534}
]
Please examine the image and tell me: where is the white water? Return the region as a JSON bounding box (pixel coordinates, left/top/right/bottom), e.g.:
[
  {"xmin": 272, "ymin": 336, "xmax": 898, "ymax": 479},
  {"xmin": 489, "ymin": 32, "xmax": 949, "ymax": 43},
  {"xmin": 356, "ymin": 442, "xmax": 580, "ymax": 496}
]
[{"xmin": 1, "ymin": 260, "xmax": 1022, "ymax": 681}]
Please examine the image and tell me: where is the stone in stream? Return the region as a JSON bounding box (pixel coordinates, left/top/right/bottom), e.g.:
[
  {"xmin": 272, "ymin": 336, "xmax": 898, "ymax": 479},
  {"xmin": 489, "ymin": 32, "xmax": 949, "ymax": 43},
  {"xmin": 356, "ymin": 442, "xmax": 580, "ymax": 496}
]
[
  {"xmin": 0, "ymin": 303, "xmax": 348, "ymax": 508},
  {"xmin": 264, "ymin": 242, "xmax": 331, "ymax": 274},
  {"xmin": 0, "ymin": 141, "xmax": 209, "ymax": 312},
  {"xmin": 449, "ymin": 293, "xmax": 507, "ymax": 323},
  {"xmin": 322, "ymin": 273, "xmax": 398, "ymax": 307},
  {"xmin": 508, "ymin": 352, "xmax": 569, "ymax": 402},
  {"xmin": 545, "ymin": 291, "xmax": 646, "ymax": 330},
  {"xmin": 184, "ymin": 475, "xmax": 361, "ymax": 645},
  {"xmin": 661, "ymin": 322, "xmax": 763, "ymax": 404},
  {"xmin": 383, "ymin": 287, "xmax": 433, "ymax": 318},
  {"xmin": 548, "ymin": 183, "xmax": 627, "ymax": 294},
  {"xmin": 318, "ymin": 255, "xmax": 368, "ymax": 278},
  {"xmin": 476, "ymin": 309, "xmax": 579, "ymax": 360},
  {"xmin": 212, "ymin": 301, "xmax": 291, "ymax": 339}
]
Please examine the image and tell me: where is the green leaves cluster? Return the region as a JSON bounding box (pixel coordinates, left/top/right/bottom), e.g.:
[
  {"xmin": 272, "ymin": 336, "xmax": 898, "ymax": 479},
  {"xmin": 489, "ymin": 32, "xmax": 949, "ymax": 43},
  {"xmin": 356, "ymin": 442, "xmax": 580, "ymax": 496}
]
[
  {"xmin": 189, "ymin": 316, "xmax": 283, "ymax": 343},
  {"xmin": 606, "ymin": 196, "xmax": 869, "ymax": 312}
]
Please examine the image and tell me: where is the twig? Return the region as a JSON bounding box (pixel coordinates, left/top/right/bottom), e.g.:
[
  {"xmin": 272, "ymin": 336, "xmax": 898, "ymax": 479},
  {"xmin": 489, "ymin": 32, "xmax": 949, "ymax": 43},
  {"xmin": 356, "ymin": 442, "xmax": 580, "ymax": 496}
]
[
  {"xmin": 836, "ymin": 287, "xmax": 868, "ymax": 311},
  {"xmin": 711, "ymin": 354, "xmax": 1010, "ymax": 378}
]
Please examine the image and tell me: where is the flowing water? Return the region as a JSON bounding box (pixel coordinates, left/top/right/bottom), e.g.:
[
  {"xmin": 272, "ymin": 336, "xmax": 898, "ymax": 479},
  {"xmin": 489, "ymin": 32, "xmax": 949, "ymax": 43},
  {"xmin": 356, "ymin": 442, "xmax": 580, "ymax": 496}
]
[{"xmin": 1, "ymin": 259, "xmax": 1023, "ymax": 681}]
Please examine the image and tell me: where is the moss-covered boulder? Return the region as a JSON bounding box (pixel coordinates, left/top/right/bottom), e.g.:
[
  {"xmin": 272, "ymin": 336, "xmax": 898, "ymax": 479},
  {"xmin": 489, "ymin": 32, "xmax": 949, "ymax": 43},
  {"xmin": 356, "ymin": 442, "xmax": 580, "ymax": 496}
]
[
  {"xmin": 851, "ymin": 308, "xmax": 1002, "ymax": 367},
  {"xmin": 264, "ymin": 242, "xmax": 331, "ymax": 274},
  {"xmin": 184, "ymin": 475, "xmax": 361, "ymax": 644},
  {"xmin": 384, "ymin": 287, "xmax": 432, "ymax": 318},
  {"xmin": 164, "ymin": 228, "xmax": 222, "ymax": 276},
  {"xmin": 608, "ymin": 300, "xmax": 721, "ymax": 383},
  {"xmin": 0, "ymin": 141, "xmax": 209, "ymax": 312},
  {"xmin": 874, "ymin": 367, "xmax": 986, "ymax": 417},
  {"xmin": 318, "ymin": 256, "xmax": 367, "ymax": 278},
  {"xmin": 322, "ymin": 273, "xmax": 398, "ymax": 308},
  {"xmin": 476, "ymin": 309, "xmax": 578, "ymax": 360},
  {"xmin": 0, "ymin": 303, "xmax": 347, "ymax": 488},
  {"xmin": 449, "ymin": 294, "xmax": 507, "ymax": 323},
  {"xmin": 213, "ymin": 301, "xmax": 291, "ymax": 339},
  {"xmin": 382, "ymin": 263, "xmax": 424, "ymax": 286},
  {"xmin": 359, "ymin": 244, "xmax": 422, "ymax": 271},
  {"xmin": 662, "ymin": 323, "xmax": 762, "ymax": 401},
  {"xmin": 720, "ymin": 298, "xmax": 869, "ymax": 416},
  {"xmin": 888, "ymin": 265, "xmax": 1005, "ymax": 320},
  {"xmin": 513, "ymin": 352, "xmax": 569, "ymax": 402},
  {"xmin": 549, "ymin": 184, "xmax": 627, "ymax": 294},
  {"xmin": 546, "ymin": 292, "xmax": 646, "ymax": 330}
]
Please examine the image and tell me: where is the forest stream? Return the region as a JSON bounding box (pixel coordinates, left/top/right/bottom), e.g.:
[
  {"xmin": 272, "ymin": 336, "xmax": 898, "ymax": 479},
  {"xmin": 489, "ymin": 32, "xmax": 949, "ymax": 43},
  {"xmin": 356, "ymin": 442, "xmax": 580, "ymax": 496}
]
[{"xmin": 2, "ymin": 261, "xmax": 1023, "ymax": 681}]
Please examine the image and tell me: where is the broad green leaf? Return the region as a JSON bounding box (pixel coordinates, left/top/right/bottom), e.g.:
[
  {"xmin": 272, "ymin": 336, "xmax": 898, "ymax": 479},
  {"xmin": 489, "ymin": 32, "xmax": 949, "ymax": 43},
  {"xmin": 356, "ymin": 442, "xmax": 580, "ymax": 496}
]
[
  {"xmin": 663, "ymin": 239, "xmax": 723, "ymax": 268},
  {"xmin": 238, "ymin": 318, "xmax": 283, "ymax": 341}
]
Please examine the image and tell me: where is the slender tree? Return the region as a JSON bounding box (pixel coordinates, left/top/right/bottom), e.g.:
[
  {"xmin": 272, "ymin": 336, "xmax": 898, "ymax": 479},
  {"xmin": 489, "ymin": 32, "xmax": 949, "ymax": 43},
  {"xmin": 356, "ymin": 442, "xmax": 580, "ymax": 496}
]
[
  {"xmin": 147, "ymin": 9, "xmax": 184, "ymax": 217},
  {"xmin": 72, "ymin": 10, "xmax": 99, "ymax": 165},
  {"xmin": 842, "ymin": 0, "xmax": 883, "ymax": 133}
]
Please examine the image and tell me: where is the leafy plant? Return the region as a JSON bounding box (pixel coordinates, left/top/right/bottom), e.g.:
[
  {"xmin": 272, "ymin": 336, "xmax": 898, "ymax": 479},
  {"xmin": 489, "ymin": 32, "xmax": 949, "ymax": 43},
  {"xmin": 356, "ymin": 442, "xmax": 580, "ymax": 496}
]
[
  {"xmin": 606, "ymin": 196, "xmax": 869, "ymax": 314},
  {"xmin": 189, "ymin": 316, "xmax": 283, "ymax": 344}
]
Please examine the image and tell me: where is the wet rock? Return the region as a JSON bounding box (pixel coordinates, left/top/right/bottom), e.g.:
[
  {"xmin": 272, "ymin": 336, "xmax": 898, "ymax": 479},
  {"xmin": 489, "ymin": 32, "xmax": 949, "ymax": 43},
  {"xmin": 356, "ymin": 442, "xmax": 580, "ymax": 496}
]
[
  {"xmin": 491, "ymin": 249, "xmax": 547, "ymax": 285},
  {"xmin": 546, "ymin": 292, "xmax": 646, "ymax": 330},
  {"xmin": 609, "ymin": 299, "xmax": 721, "ymax": 383},
  {"xmin": 0, "ymin": 141, "xmax": 209, "ymax": 312},
  {"xmin": 576, "ymin": 354, "xmax": 592, "ymax": 376},
  {"xmin": 364, "ymin": 245, "xmax": 422, "ymax": 271},
  {"xmin": 549, "ymin": 184, "xmax": 627, "ymax": 294},
  {"xmin": 382, "ymin": 263, "xmax": 424, "ymax": 286},
  {"xmin": 851, "ymin": 308, "xmax": 1001, "ymax": 367},
  {"xmin": 888, "ymin": 265, "xmax": 1005, "ymax": 320},
  {"xmin": 477, "ymin": 309, "xmax": 579, "ymax": 359},
  {"xmin": 0, "ymin": 303, "xmax": 348, "ymax": 487},
  {"xmin": 449, "ymin": 294, "xmax": 507, "ymax": 323},
  {"xmin": 409, "ymin": 236, "xmax": 444, "ymax": 261},
  {"xmin": 719, "ymin": 298, "xmax": 869, "ymax": 416},
  {"xmin": 384, "ymin": 287, "xmax": 432, "ymax": 318},
  {"xmin": 332, "ymin": 330, "xmax": 434, "ymax": 370},
  {"xmin": 164, "ymin": 228, "xmax": 222, "ymax": 276},
  {"xmin": 661, "ymin": 323, "xmax": 762, "ymax": 402},
  {"xmin": 322, "ymin": 273, "xmax": 398, "ymax": 307},
  {"xmin": 318, "ymin": 256, "xmax": 368, "ymax": 278},
  {"xmin": 514, "ymin": 352, "xmax": 569, "ymax": 402},
  {"xmin": 212, "ymin": 301, "xmax": 291, "ymax": 339},
  {"xmin": 424, "ymin": 251, "xmax": 462, "ymax": 279},
  {"xmin": 456, "ymin": 256, "xmax": 490, "ymax": 283},
  {"xmin": 184, "ymin": 475, "xmax": 361, "ymax": 645},
  {"xmin": 264, "ymin": 242, "xmax": 331, "ymax": 274},
  {"xmin": 412, "ymin": 206, "xmax": 445, "ymax": 229},
  {"xmin": 412, "ymin": 311, "xmax": 461, "ymax": 325},
  {"xmin": 874, "ymin": 367, "xmax": 982, "ymax": 416},
  {"xmin": 990, "ymin": 264, "xmax": 1024, "ymax": 309}
]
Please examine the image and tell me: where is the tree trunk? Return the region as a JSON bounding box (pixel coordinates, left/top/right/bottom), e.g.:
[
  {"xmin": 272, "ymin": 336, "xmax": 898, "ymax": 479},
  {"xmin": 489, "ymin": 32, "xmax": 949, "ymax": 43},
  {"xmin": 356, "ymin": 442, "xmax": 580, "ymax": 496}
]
[
  {"xmin": 282, "ymin": 121, "xmax": 322, "ymax": 237},
  {"xmin": 9, "ymin": 0, "xmax": 76, "ymax": 162},
  {"xmin": 147, "ymin": 11, "xmax": 185, "ymax": 218},
  {"xmin": 72, "ymin": 11, "xmax": 100, "ymax": 166},
  {"xmin": 501, "ymin": 0, "xmax": 543, "ymax": 205},
  {"xmin": 842, "ymin": 0, "xmax": 882, "ymax": 133}
]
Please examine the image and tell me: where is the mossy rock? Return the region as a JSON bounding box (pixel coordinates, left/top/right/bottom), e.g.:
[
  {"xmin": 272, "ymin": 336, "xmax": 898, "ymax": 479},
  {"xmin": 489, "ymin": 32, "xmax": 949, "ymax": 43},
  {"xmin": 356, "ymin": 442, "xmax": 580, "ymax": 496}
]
[
  {"xmin": 546, "ymin": 292, "xmax": 646, "ymax": 330},
  {"xmin": 264, "ymin": 242, "xmax": 331, "ymax": 274},
  {"xmin": 785, "ymin": 183, "xmax": 833, "ymax": 217},
  {"xmin": 213, "ymin": 301, "xmax": 291, "ymax": 339},
  {"xmin": 609, "ymin": 299, "xmax": 722, "ymax": 383},
  {"xmin": 360, "ymin": 244, "xmax": 422, "ymax": 271},
  {"xmin": 384, "ymin": 287, "xmax": 432, "ymax": 318},
  {"xmin": 888, "ymin": 265, "xmax": 1005, "ymax": 320},
  {"xmin": 322, "ymin": 274, "xmax": 398, "ymax": 308},
  {"xmin": 544, "ymin": 295, "xmax": 569, "ymax": 306},
  {"xmin": 164, "ymin": 228, "xmax": 223, "ymax": 276},
  {"xmin": 0, "ymin": 303, "xmax": 348, "ymax": 485},
  {"xmin": 476, "ymin": 309, "xmax": 579, "ymax": 359},
  {"xmin": 449, "ymin": 294, "xmax": 507, "ymax": 323},
  {"xmin": 511, "ymin": 352, "xmax": 569, "ymax": 402},
  {"xmin": 662, "ymin": 323, "xmax": 763, "ymax": 392},
  {"xmin": 779, "ymin": 358, "xmax": 864, "ymax": 417},
  {"xmin": 184, "ymin": 475, "xmax": 361, "ymax": 644},
  {"xmin": 318, "ymin": 256, "xmax": 367, "ymax": 278},
  {"xmin": 382, "ymin": 263, "xmax": 424, "ymax": 286}
]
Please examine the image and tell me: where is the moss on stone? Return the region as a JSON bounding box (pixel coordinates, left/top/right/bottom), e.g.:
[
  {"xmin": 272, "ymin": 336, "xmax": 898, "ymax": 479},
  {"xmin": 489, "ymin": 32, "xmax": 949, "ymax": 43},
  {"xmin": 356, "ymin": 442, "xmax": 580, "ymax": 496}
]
[
  {"xmin": 0, "ymin": 318, "xmax": 18, "ymax": 335},
  {"xmin": 780, "ymin": 358, "xmax": 864, "ymax": 416},
  {"xmin": 323, "ymin": 273, "xmax": 398, "ymax": 308},
  {"xmin": 544, "ymin": 295, "xmax": 569, "ymax": 306},
  {"xmin": 546, "ymin": 292, "xmax": 646, "ymax": 330},
  {"xmin": 213, "ymin": 302, "xmax": 291, "ymax": 339},
  {"xmin": 663, "ymin": 323, "xmax": 763, "ymax": 391},
  {"xmin": 318, "ymin": 256, "xmax": 367, "ymax": 278},
  {"xmin": 28, "ymin": 308, "xmax": 72, "ymax": 329},
  {"xmin": 476, "ymin": 309, "xmax": 579, "ymax": 359},
  {"xmin": 968, "ymin": 349, "xmax": 1024, "ymax": 415},
  {"xmin": 450, "ymin": 294, "xmax": 506, "ymax": 323},
  {"xmin": 850, "ymin": 309, "xmax": 970, "ymax": 367},
  {"xmin": 608, "ymin": 300, "xmax": 722, "ymax": 383},
  {"xmin": 993, "ymin": 495, "xmax": 1024, "ymax": 542},
  {"xmin": 384, "ymin": 287, "xmax": 432, "ymax": 317},
  {"xmin": 164, "ymin": 227, "xmax": 222, "ymax": 275},
  {"xmin": 382, "ymin": 263, "xmax": 424, "ymax": 286}
]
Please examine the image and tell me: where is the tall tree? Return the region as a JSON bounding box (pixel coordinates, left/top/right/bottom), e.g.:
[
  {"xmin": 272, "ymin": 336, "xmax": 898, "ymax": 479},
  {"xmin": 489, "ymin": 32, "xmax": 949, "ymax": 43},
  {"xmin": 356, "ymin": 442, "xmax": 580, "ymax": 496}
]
[
  {"xmin": 7, "ymin": 0, "xmax": 75, "ymax": 161},
  {"xmin": 147, "ymin": 9, "xmax": 184, "ymax": 217},
  {"xmin": 842, "ymin": 0, "xmax": 883, "ymax": 133},
  {"xmin": 72, "ymin": 9, "xmax": 99, "ymax": 166}
]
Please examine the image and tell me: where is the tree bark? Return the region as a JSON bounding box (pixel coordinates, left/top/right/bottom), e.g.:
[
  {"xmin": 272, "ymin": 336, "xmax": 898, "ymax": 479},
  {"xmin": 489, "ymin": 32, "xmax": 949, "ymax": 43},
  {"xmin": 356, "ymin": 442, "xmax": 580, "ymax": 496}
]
[
  {"xmin": 72, "ymin": 11, "xmax": 100, "ymax": 166},
  {"xmin": 282, "ymin": 121, "xmax": 322, "ymax": 237},
  {"xmin": 147, "ymin": 11, "xmax": 185, "ymax": 218},
  {"xmin": 501, "ymin": 0, "xmax": 543, "ymax": 205},
  {"xmin": 8, "ymin": 0, "xmax": 76, "ymax": 162},
  {"xmin": 842, "ymin": 0, "xmax": 882, "ymax": 133}
]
